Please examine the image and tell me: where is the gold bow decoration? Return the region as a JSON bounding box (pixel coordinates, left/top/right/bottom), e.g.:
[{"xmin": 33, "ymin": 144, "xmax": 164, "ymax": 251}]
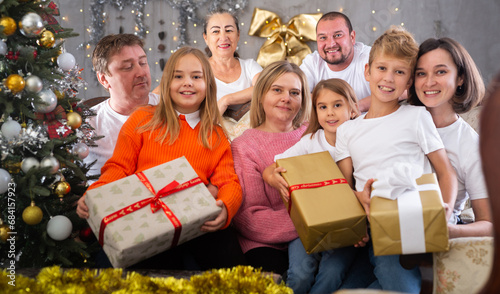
[{"xmin": 249, "ymin": 8, "xmax": 322, "ymax": 68}]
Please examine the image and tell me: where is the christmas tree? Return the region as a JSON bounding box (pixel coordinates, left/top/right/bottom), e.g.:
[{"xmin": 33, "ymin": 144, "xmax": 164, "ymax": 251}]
[{"xmin": 0, "ymin": 0, "xmax": 99, "ymax": 267}]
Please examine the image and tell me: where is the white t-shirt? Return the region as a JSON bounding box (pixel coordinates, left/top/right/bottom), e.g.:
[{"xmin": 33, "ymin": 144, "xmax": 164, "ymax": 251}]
[
  {"xmin": 215, "ymin": 58, "xmax": 262, "ymax": 110},
  {"xmin": 84, "ymin": 93, "xmax": 160, "ymax": 183},
  {"xmin": 274, "ymin": 129, "xmax": 335, "ymax": 161},
  {"xmin": 300, "ymin": 42, "xmax": 371, "ymax": 100},
  {"xmin": 335, "ymin": 104, "xmax": 444, "ymax": 192},
  {"xmin": 437, "ymin": 117, "xmax": 488, "ymax": 223}
]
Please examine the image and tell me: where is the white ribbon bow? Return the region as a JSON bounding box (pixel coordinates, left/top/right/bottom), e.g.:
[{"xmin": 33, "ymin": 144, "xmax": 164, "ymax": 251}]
[
  {"xmin": 371, "ymin": 162, "xmax": 424, "ymax": 200},
  {"xmin": 371, "ymin": 163, "xmax": 439, "ymax": 254}
]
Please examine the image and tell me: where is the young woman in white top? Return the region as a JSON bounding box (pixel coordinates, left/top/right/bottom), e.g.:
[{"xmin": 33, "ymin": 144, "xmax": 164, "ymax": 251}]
[{"xmin": 409, "ymin": 37, "xmax": 492, "ymax": 238}]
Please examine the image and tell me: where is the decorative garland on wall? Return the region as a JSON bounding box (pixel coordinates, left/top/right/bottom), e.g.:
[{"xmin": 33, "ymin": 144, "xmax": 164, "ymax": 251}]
[
  {"xmin": 86, "ymin": 0, "xmax": 248, "ymax": 47},
  {"xmin": 88, "ymin": 0, "xmax": 148, "ymax": 45}
]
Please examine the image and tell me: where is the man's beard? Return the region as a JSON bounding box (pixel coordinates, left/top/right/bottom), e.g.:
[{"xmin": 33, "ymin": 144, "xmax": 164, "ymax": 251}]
[{"xmin": 322, "ymin": 46, "xmax": 352, "ymax": 65}]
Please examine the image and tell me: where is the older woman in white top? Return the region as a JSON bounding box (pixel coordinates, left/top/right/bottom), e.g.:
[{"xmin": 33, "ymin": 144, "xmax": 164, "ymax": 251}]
[{"xmin": 203, "ymin": 9, "xmax": 262, "ymax": 139}]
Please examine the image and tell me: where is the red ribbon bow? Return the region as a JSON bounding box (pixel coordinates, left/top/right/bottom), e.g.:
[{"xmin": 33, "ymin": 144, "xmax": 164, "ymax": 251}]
[{"xmin": 35, "ymin": 105, "xmax": 72, "ymax": 139}]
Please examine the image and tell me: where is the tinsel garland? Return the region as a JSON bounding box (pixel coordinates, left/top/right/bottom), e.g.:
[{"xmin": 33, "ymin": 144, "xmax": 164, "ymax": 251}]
[
  {"xmin": 83, "ymin": 0, "xmax": 248, "ymax": 48},
  {"xmin": 87, "ymin": 0, "xmax": 148, "ymax": 45},
  {"xmin": 0, "ymin": 265, "xmax": 292, "ymax": 293}
]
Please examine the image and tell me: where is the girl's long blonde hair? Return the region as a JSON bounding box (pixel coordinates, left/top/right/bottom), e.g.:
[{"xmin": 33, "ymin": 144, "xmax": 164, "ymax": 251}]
[
  {"xmin": 139, "ymin": 46, "xmax": 223, "ymax": 148},
  {"xmin": 304, "ymin": 78, "xmax": 360, "ymax": 138}
]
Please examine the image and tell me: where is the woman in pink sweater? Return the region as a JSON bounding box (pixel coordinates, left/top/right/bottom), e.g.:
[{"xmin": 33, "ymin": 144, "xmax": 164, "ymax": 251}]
[{"xmin": 231, "ymin": 61, "xmax": 310, "ymax": 274}]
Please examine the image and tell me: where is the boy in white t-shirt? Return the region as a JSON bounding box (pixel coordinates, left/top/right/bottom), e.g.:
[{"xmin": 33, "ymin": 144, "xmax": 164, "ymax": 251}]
[{"xmin": 335, "ymin": 27, "xmax": 457, "ymax": 293}]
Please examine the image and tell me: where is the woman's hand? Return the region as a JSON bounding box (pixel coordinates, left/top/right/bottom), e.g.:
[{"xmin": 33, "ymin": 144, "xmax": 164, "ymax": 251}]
[
  {"xmin": 217, "ymin": 96, "xmax": 230, "ymax": 115},
  {"xmin": 201, "ymin": 200, "xmax": 228, "ymax": 232},
  {"xmin": 76, "ymin": 195, "xmax": 89, "ymax": 219}
]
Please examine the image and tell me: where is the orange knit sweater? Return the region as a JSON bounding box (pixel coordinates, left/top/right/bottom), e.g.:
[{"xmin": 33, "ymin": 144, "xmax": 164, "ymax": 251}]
[{"xmin": 87, "ymin": 106, "xmax": 242, "ymax": 228}]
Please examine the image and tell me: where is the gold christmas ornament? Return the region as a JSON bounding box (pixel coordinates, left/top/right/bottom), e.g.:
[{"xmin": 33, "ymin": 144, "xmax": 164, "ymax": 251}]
[
  {"xmin": 37, "ymin": 29, "xmax": 55, "ymax": 48},
  {"xmin": 0, "ymin": 223, "xmax": 11, "ymax": 242},
  {"xmin": 5, "ymin": 74, "xmax": 26, "ymax": 94},
  {"xmin": 54, "ymin": 181, "xmax": 71, "ymax": 197},
  {"xmin": 4, "ymin": 160, "xmax": 21, "ymax": 174},
  {"xmin": 22, "ymin": 201, "xmax": 43, "ymax": 225},
  {"xmin": 0, "ymin": 16, "xmax": 17, "ymax": 36},
  {"xmin": 54, "ymin": 89, "xmax": 65, "ymax": 100},
  {"xmin": 66, "ymin": 111, "xmax": 82, "ymax": 130}
]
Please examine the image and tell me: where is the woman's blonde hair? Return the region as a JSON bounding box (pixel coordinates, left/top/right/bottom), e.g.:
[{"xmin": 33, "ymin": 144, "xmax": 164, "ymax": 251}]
[
  {"xmin": 250, "ymin": 60, "xmax": 310, "ymax": 129},
  {"xmin": 139, "ymin": 46, "xmax": 223, "ymax": 148},
  {"xmin": 304, "ymin": 78, "xmax": 359, "ymax": 137}
]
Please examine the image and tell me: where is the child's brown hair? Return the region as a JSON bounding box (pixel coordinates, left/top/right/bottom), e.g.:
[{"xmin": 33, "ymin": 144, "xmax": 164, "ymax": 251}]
[{"xmin": 304, "ymin": 78, "xmax": 359, "ymax": 137}]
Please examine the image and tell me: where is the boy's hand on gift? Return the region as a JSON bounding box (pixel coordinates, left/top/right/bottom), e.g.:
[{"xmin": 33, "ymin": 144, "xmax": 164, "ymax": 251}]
[
  {"xmin": 354, "ymin": 178, "xmax": 375, "ymax": 218},
  {"xmin": 76, "ymin": 195, "xmax": 89, "ymax": 219},
  {"xmin": 201, "ymin": 200, "xmax": 227, "ymax": 232},
  {"xmin": 206, "ymin": 183, "xmax": 218, "ymax": 198}
]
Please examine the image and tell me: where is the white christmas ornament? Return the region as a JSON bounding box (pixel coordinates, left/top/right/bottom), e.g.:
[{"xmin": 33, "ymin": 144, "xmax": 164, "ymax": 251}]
[
  {"xmin": 0, "ymin": 40, "xmax": 7, "ymax": 55},
  {"xmin": 33, "ymin": 89, "xmax": 57, "ymax": 113},
  {"xmin": 21, "ymin": 157, "xmax": 40, "ymax": 173},
  {"xmin": 0, "ymin": 168, "xmax": 11, "ymax": 194},
  {"xmin": 19, "ymin": 12, "xmax": 44, "ymax": 37},
  {"xmin": 57, "ymin": 52, "xmax": 76, "ymax": 71},
  {"xmin": 1, "ymin": 118, "xmax": 22, "ymax": 140},
  {"xmin": 47, "ymin": 215, "xmax": 73, "ymax": 241},
  {"xmin": 73, "ymin": 142, "xmax": 90, "ymax": 159},
  {"xmin": 40, "ymin": 155, "xmax": 60, "ymax": 174},
  {"xmin": 25, "ymin": 75, "xmax": 43, "ymax": 93}
]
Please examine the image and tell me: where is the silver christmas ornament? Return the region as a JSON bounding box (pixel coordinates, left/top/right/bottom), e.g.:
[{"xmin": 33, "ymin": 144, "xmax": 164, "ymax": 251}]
[
  {"xmin": 57, "ymin": 52, "xmax": 76, "ymax": 71},
  {"xmin": 25, "ymin": 75, "xmax": 43, "ymax": 93},
  {"xmin": 0, "ymin": 39, "xmax": 7, "ymax": 55},
  {"xmin": 21, "ymin": 157, "xmax": 40, "ymax": 173},
  {"xmin": 40, "ymin": 155, "xmax": 60, "ymax": 174},
  {"xmin": 47, "ymin": 215, "xmax": 73, "ymax": 241},
  {"xmin": 33, "ymin": 89, "xmax": 57, "ymax": 113},
  {"xmin": 72, "ymin": 142, "xmax": 89, "ymax": 159},
  {"xmin": 19, "ymin": 12, "xmax": 44, "ymax": 37},
  {"xmin": 0, "ymin": 168, "xmax": 11, "ymax": 194},
  {"xmin": 1, "ymin": 118, "xmax": 22, "ymax": 140}
]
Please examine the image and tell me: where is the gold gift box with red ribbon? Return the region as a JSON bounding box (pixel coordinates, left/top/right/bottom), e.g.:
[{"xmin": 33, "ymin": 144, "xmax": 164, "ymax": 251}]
[
  {"xmin": 276, "ymin": 151, "xmax": 367, "ymax": 254},
  {"xmin": 85, "ymin": 156, "xmax": 221, "ymax": 268}
]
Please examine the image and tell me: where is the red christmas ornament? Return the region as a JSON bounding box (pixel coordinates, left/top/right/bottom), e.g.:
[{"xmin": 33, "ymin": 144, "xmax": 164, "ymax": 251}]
[
  {"xmin": 33, "ymin": 50, "xmax": 38, "ymax": 59},
  {"xmin": 79, "ymin": 226, "xmax": 95, "ymax": 243},
  {"xmin": 7, "ymin": 51, "xmax": 20, "ymax": 61}
]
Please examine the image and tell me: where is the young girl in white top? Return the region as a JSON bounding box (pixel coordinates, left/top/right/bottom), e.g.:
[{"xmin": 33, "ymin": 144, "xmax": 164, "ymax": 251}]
[
  {"xmin": 264, "ymin": 78, "xmax": 360, "ymax": 294},
  {"xmin": 408, "ymin": 37, "xmax": 491, "ymax": 238}
]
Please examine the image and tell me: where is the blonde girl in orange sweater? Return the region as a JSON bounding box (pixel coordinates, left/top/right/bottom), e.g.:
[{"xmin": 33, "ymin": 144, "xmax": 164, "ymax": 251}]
[{"xmin": 77, "ymin": 46, "xmax": 244, "ymax": 269}]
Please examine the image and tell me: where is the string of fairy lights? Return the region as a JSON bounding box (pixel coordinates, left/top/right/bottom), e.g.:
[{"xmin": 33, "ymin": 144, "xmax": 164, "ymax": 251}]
[{"xmin": 56, "ymin": 0, "xmax": 405, "ymax": 96}]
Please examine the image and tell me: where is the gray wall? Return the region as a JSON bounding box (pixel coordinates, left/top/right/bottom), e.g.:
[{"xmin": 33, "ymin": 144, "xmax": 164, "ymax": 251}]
[{"xmin": 59, "ymin": 0, "xmax": 500, "ymax": 100}]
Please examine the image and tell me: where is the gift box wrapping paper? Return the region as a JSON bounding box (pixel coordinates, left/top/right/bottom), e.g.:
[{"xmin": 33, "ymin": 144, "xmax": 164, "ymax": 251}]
[
  {"xmin": 276, "ymin": 151, "xmax": 367, "ymax": 254},
  {"xmin": 370, "ymin": 173, "xmax": 449, "ymax": 256},
  {"xmin": 85, "ymin": 156, "xmax": 221, "ymax": 268}
]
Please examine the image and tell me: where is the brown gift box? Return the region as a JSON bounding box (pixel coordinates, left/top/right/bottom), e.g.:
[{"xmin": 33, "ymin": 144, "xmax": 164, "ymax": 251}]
[
  {"xmin": 276, "ymin": 151, "xmax": 367, "ymax": 254},
  {"xmin": 370, "ymin": 173, "xmax": 449, "ymax": 256}
]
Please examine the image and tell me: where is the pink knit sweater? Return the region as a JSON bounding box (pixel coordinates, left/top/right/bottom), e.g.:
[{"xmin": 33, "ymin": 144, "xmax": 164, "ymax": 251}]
[{"xmin": 231, "ymin": 126, "xmax": 307, "ymax": 253}]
